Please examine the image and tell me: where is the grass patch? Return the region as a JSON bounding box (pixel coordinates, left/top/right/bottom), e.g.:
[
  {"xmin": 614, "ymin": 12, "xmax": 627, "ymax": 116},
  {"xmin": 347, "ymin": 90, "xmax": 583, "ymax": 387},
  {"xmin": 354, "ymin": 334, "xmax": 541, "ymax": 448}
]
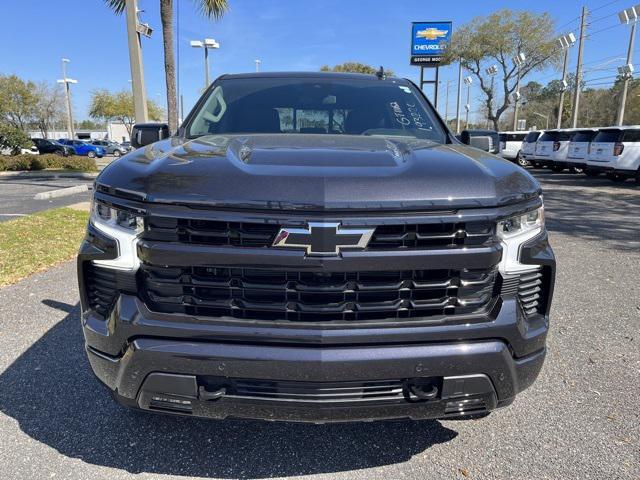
[
  {"xmin": 0, "ymin": 208, "xmax": 88, "ymax": 287},
  {"xmin": 0, "ymin": 154, "xmax": 97, "ymax": 172}
]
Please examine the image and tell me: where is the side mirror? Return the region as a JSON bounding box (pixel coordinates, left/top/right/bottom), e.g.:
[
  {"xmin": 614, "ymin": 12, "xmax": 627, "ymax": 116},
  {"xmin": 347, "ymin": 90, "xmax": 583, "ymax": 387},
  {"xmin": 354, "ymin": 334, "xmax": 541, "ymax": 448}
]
[
  {"xmin": 460, "ymin": 129, "xmax": 500, "ymax": 153},
  {"xmin": 469, "ymin": 136, "xmax": 492, "ymax": 152},
  {"xmin": 131, "ymin": 123, "xmax": 170, "ymax": 149}
]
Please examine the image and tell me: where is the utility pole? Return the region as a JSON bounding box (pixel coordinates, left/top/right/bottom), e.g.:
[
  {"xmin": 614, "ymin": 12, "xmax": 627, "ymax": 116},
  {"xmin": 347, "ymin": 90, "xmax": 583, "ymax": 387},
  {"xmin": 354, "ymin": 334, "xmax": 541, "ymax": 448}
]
[
  {"xmin": 485, "ymin": 65, "xmax": 498, "ymax": 129},
  {"xmin": 444, "ymin": 80, "xmax": 451, "ymax": 124},
  {"xmin": 180, "ymin": 94, "xmax": 184, "ymax": 124},
  {"xmin": 571, "ymin": 6, "xmax": 588, "ymax": 128},
  {"xmin": 58, "ymin": 58, "xmax": 76, "ymax": 139},
  {"xmin": 616, "ymin": 5, "xmax": 638, "ymax": 126},
  {"xmin": 125, "ymin": 0, "xmax": 149, "ymax": 123},
  {"xmin": 557, "ymin": 33, "xmax": 576, "ymax": 129},
  {"xmin": 455, "ymin": 59, "xmax": 463, "ymax": 133},
  {"xmin": 512, "ymin": 52, "xmax": 525, "ymax": 131},
  {"xmin": 464, "ymin": 76, "xmax": 473, "ymax": 129}
]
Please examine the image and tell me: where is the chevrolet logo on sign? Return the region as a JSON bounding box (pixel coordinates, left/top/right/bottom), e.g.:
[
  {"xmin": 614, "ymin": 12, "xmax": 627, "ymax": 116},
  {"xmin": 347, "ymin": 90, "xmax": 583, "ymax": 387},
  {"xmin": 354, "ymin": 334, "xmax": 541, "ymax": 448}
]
[{"xmin": 416, "ymin": 27, "xmax": 448, "ymax": 40}]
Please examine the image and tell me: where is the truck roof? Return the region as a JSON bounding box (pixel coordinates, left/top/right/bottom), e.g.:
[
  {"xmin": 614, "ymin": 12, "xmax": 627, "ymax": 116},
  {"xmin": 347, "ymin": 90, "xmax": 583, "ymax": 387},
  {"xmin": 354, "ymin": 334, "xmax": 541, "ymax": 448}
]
[{"xmin": 217, "ymin": 71, "xmax": 405, "ymax": 83}]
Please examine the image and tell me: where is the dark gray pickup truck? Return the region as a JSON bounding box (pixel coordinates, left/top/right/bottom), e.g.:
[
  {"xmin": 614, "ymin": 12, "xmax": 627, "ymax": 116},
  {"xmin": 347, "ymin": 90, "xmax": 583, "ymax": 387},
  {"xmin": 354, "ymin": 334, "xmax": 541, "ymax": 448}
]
[{"xmin": 78, "ymin": 72, "xmax": 555, "ymax": 422}]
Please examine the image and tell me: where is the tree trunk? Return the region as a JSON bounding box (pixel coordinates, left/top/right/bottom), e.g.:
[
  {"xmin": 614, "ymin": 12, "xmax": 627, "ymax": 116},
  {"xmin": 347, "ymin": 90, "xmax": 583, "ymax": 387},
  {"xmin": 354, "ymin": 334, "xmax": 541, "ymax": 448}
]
[{"xmin": 160, "ymin": 0, "xmax": 178, "ymax": 134}]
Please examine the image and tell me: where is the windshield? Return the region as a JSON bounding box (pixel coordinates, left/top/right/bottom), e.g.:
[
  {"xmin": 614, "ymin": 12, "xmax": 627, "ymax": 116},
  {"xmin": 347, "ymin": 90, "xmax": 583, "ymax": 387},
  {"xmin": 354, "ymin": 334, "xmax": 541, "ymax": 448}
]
[
  {"xmin": 524, "ymin": 131, "xmax": 541, "ymax": 143},
  {"xmin": 186, "ymin": 77, "xmax": 447, "ymax": 143}
]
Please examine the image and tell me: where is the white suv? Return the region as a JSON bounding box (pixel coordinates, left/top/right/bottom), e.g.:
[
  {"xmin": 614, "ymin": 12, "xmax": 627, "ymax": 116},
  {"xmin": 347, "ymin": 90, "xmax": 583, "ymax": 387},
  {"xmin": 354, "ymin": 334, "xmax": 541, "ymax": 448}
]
[
  {"xmin": 587, "ymin": 126, "xmax": 640, "ymax": 183},
  {"xmin": 521, "ymin": 130, "xmax": 544, "ymax": 167},
  {"xmin": 499, "ymin": 131, "xmax": 528, "ymax": 166},
  {"xmin": 565, "ymin": 128, "xmax": 599, "ymax": 173},
  {"xmin": 533, "ymin": 129, "xmax": 573, "ymax": 172}
]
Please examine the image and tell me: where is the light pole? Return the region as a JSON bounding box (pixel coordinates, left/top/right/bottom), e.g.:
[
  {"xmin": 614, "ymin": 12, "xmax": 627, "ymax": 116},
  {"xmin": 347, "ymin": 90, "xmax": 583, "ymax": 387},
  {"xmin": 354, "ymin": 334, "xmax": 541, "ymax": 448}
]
[
  {"xmin": 463, "ymin": 76, "xmax": 473, "ymax": 129},
  {"xmin": 532, "ymin": 111, "xmax": 550, "ymax": 130},
  {"xmin": 190, "ymin": 38, "xmax": 220, "ymax": 90},
  {"xmin": 57, "ymin": 58, "xmax": 77, "ymax": 139},
  {"xmin": 125, "ymin": 0, "xmax": 151, "ymax": 123},
  {"xmin": 557, "ymin": 33, "xmax": 576, "ymax": 129},
  {"xmin": 255, "ymin": 59, "xmax": 262, "ymax": 72},
  {"xmin": 455, "ymin": 59, "xmax": 463, "ymax": 134},
  {"xmin": 512, "ymin": 52, "xmax": 526, "ymax": 131},
  {"xmin": 485, "ymin": 65, "xmax": 498, "ymax": 129},
  {"xmin": 616, "ymin": 5, "xmax": 639, "ymax": 126}
]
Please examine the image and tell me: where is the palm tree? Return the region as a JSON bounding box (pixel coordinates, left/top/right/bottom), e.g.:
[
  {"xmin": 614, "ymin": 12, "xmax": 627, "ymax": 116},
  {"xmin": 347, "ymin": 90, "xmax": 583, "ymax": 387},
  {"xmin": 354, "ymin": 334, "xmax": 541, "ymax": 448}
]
[{"xmin": 103, "ymin": 0, "xmax": 228, "ymax": 134}]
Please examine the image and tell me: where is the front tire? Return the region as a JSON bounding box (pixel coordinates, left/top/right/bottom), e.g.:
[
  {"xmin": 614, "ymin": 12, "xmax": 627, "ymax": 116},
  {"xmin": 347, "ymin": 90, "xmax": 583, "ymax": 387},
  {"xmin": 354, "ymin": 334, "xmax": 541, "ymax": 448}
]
[
  {"xmin": 516, "ymin": 152, "xmax": 529, "ymax": 168},
  {"xmin": 113, "ymin": 150, "xmax": 121, "ymax": 158},
  {"xmin": 584, "ymin": 170, "xmax": 600, "ymax": 177},
  {"xmin": 87, "ymin": 151, "xmax": 96, "ymax": 158},
  {"xmin": 551, "ymin": 165, "xmax": 564, "ymax": 173},
  {"xmin": 606, "ymin": 172, "xmax": 626, "ymax": 183}
]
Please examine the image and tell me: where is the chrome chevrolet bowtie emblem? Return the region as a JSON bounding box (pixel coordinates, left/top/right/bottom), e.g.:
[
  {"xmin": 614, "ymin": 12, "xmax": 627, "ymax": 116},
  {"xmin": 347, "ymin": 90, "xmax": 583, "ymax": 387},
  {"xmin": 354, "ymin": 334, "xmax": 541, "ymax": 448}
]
[{"xmin": 273, "ymin": 222, "xmax": 374, "ymax": 256}]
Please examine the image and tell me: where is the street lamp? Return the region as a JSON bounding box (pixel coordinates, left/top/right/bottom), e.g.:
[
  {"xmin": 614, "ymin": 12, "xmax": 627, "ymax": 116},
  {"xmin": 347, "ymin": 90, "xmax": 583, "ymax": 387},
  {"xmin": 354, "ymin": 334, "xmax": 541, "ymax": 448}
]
[
  {"xmin": 557, "ymin": 32, "xmax": 576, "ymax": 129},
  {"xmin": 255, "ymin": 59, "xmax": 262, "ymax": 72},
  {"xmin": 463, "ymin": 76, "xmax": 473, "ymax": 129},
  {"xmin": 190, "ymin": 38, "xmax": 220, "ymax": 89},
  {"xmin": 57, "ymin": 58, "xmax": 77, "ymax": 139},
  {"xmin": 512, "ymin": 52, "xmax": 526, "ymax": 130},
  {"xmin": 485, "ymin": 65, "xmax": 498, "ymax": 128},
  {"xmin": 616, "ymin": 4, "xmax": 639, "ymax": 125},
  {"xmin": 532, "ymin": 111, "xmax": 550, "ymax": 130}
]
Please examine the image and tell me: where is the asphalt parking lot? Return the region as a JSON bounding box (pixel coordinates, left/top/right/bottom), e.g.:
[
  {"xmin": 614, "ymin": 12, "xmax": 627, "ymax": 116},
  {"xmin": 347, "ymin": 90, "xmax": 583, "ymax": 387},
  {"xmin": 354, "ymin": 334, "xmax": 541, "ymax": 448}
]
[
  {"xmin": 0, "ymin": 174, "xmax": 93, "ymax": 220},
  {"xmin": 0, "ymin": 169, "xmax": 638, "ymax": 480}
]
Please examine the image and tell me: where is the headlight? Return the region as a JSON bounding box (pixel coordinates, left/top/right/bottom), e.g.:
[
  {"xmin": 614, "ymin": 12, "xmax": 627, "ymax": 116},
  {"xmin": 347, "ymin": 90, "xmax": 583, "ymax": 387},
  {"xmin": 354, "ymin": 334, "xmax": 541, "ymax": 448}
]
[
  {"xmin": 497, "ymin": 204, "xmax": 545, "ymax": 274},
  {"xmin": 497, "ymin": 206, "xmax": 544, "ymax": 240},
  {"xmin": 90, "ymin": 199, "xmax": 144, "ymax": 270}
]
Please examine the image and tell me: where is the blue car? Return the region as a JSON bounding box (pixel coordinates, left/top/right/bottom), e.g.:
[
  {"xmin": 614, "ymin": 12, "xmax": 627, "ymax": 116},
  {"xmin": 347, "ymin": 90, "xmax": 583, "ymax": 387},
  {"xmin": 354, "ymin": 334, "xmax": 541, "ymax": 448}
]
[{"xmin": 58, "ymin": 139, "xmax": 105, "ymax": 158}]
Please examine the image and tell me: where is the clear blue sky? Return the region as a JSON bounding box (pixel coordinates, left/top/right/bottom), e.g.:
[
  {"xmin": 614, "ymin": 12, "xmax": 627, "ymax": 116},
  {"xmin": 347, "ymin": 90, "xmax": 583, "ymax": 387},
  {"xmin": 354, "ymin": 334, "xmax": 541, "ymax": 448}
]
[{"xmin": 0, "ymin": 0, "xmax": 635, "ymax": 122}]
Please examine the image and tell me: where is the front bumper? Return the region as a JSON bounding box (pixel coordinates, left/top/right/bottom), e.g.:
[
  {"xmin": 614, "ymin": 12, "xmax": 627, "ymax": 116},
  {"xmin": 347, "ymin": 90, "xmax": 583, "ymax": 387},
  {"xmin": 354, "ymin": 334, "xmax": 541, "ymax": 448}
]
[
  {"xmin": 78, "ymin": 205, "xmax": 555, "ymax": 422},
  {"xmin": 87, "ymin": 336, "xmax": 544, "ymax": 422}
]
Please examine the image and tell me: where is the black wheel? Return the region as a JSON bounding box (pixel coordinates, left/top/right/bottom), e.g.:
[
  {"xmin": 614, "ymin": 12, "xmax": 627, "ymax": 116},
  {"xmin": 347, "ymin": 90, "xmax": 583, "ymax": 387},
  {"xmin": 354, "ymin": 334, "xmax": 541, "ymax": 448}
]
[
  {"xmin": 516, "ymin": 152, "xmax": 529, "ymax": 167},
  {"xmin": 55, "ymin": 150, "xmax": 64, "ymax": 157},
  {"xmin": 551, "ymin": 165, "xmax": 564, "ymax": 173},
  {"xmin": 113, "ymin": 150, "xmax": 121, "ymax": 157},
  {"xmin": 568, "ymin": 166, "xmax": 582, "ymax": 174},
  {"xmin": 606, "ymin": 172, "xmax": 626, "ymax": 183},
  {"xmin": 87, "ymin": 151, "xmax": 96, "ymax": 158},
  {"xmin": 635, "ymin": 169, "xmax": 640, "ymax": 185},
  {"xmin": 584, "ymin": 170, "xmax": 600, "ymax": 177}
]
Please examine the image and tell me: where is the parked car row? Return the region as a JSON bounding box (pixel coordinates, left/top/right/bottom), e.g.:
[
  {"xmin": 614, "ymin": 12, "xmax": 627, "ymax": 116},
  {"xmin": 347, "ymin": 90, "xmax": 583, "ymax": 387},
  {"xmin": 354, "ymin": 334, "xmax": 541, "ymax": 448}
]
[
  {"xmin": 25, "ymin": 138, "xmax": 133, "ymax": 158},
  {"xmin": 500, "ymin": 126, "xmax": 640, "ymax": 184}
]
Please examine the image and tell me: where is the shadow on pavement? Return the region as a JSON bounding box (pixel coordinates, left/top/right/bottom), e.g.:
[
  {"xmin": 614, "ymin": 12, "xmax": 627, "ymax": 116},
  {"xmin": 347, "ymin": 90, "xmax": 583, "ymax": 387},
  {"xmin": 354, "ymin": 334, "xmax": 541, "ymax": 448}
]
[
  {"xmin": 533, "ymin": 172, "xmax": 640, "ymax": 251},
  {"xmin": 0, "ymin": 301, "xmax": 458, "ymax": 479}
]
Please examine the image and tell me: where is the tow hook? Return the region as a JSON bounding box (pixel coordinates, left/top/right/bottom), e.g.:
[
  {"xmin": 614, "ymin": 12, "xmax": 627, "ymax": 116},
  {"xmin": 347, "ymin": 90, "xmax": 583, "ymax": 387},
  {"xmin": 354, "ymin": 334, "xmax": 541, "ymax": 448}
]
[
  {"xmin": 198, "ymin": 385, "xmax": 226, "ymax": 401},
  {"xmin": 409, "ymin": 384, "xmax": 439, "ymax": 400}
]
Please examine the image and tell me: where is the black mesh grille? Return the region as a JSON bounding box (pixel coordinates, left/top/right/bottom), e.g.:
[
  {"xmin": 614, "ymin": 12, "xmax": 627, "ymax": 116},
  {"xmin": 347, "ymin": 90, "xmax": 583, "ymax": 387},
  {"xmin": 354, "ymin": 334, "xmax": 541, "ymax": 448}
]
[
  {"xmin": 140, "ymin": 264, "xmax": 499, "ymax": 322},
  {"xmin": 143, "ymin": 217, "xmax": 495, "ymax": 250},
  {"xmin": 84, "ymin": 264, "xmax": 119, "ymax": 317}
]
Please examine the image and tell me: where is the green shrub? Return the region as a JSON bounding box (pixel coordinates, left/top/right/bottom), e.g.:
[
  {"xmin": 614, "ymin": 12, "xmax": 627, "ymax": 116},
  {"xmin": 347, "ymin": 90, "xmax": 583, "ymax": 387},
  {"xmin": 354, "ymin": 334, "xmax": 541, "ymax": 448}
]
[{"xmin": 0, "ymin": 154, "xmax": 97, "ymax": 172}]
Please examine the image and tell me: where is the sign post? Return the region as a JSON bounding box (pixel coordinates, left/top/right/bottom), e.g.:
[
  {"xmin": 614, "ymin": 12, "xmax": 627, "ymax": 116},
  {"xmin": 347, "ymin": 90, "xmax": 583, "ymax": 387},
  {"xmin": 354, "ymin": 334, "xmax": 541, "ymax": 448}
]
[{"xmin": 410, "ymin": 21, "xmax": 452, "ymax": 109}]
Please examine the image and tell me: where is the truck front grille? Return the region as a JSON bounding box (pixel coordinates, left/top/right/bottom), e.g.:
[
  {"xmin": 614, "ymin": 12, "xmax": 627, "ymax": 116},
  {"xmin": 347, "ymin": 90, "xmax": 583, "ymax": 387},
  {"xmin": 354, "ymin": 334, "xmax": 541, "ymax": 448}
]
[
  {"xmin": 143, "ymin": 218, "xmax": 494, "ymax": 250},
  {"xmin": 140, "ymin": 264, "xmax": 499, "ymax": 322}
]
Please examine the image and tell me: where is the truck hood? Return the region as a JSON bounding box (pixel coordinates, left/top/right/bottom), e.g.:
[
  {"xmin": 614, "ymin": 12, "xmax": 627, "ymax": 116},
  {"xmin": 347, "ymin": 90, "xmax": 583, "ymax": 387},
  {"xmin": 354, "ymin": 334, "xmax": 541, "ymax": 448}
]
[{"xmin": 96, "ymin": 134, "xmax": 541, "ymax": 211}]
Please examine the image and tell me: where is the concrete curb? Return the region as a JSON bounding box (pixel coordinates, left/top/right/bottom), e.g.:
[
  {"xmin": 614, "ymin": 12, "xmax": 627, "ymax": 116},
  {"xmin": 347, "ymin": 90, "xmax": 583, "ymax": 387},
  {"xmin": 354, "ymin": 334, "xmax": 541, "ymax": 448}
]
[
  {"xmin": 34, "ymin": 184, "xmax": 90, "ymax": 200},
  {"xmin": 0, "ymin": 170, "xmax": 99, "ymax": 180}
]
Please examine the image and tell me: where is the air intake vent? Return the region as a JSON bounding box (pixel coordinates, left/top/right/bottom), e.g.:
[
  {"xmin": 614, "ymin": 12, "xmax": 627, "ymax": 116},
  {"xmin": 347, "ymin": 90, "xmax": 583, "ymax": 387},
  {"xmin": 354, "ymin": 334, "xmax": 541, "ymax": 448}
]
[
  {"xmin": 84, "ymin": 264, "xmax": 118, "ymax": 317},
  {"xmin": 518, "ymin": 270, "xmax": 544, "ymax": 316}
]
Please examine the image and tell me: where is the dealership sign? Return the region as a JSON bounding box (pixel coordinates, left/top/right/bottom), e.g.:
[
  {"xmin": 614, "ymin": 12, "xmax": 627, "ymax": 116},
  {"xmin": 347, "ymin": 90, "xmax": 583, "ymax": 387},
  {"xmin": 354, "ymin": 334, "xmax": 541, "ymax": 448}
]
[{"xmin": 410, "ymin": 21, "xmax": 452, "ymax": 66}]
